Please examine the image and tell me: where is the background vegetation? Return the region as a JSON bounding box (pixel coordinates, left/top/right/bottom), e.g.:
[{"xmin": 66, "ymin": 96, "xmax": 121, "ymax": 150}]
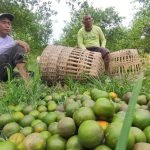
[
  {"xmin": 0, "ymin": 0, "xmax": 149, "ymax": 53},
  {"xmin": 56, "ymin": 0, "xmax": 150, "ymax": 53}
]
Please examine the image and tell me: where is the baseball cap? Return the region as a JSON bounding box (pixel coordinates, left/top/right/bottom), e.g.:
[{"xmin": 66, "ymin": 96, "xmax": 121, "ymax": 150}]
[{"xmin": 0, "ymin": 13, "xmax": 14, "ymax": 21}]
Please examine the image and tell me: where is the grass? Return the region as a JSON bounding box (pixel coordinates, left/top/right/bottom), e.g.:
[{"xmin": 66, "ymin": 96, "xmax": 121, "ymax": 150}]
[
  {"xmin": 86, "ymin": 74, "xmax": 135, "ymax": 97},
  {"xmin": 0, "ymin": 53, "xmax": 149, "ymax": 114},
  {"xmin": 0, "ymin": 54, "xmax": 49, "ymax": 113}
]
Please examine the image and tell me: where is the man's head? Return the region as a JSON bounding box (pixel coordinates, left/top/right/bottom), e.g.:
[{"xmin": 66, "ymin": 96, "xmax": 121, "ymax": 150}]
[
  {"xmin": 0, "ymin": 13, "xmax": 14, "ymax": 37},
  {"xmin": 82, "ymin": 14, "xmax": 93, "ymax": 31}
]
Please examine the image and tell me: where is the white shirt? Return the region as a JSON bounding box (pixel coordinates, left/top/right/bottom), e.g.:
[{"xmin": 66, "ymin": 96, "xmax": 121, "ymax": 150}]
[{"xmin": 0, "ymin": 35, "xmax": 16, "ymax": 55}]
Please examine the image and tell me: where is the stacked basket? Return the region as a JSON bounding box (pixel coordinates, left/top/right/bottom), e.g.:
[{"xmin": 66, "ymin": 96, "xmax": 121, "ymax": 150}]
[
  {"xmin": 109, "ymin": 49, "xmax": 143, "ymax": 77},
  {"xmin": 39, "ymin": 45, "xmax": 104, "ymax": 84}
]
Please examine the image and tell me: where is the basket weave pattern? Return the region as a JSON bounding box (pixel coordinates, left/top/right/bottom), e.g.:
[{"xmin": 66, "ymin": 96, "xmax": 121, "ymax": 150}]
[
  {"xmin": 39, "ymin": 45, "xmax": 104, "ymax": 83},
  {"xmin": 109, "ymin": 49, "xmax": 143, "ymax": 76}
]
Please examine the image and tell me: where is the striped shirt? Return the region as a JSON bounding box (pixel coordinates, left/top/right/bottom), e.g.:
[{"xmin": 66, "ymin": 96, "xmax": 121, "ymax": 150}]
[{"xmin": 0, "ymin": 35, "xmax": 16, "ymax": 55}]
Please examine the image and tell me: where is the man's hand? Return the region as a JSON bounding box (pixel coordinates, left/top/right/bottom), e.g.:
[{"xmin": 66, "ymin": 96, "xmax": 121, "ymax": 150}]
[{"xmin": 16, "ymin": 40, "xmax": 30, "ymax": 53}]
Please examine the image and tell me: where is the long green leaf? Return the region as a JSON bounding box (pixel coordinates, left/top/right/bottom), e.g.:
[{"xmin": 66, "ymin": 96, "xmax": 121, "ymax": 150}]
[{"xmin": 115, "ymin": 75, "xmax": 144, "ymax": 150}]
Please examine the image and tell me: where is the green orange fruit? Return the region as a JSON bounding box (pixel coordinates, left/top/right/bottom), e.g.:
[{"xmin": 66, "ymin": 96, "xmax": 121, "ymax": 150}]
[
  {"xmin": 47, "ymin": 101, "xmax": 57, "ymax": 112},
  {"xmin": 40, "ymin": 131, "xmax": 51, "ymax": 140},
  {"xmin": 47, "ymin": 134, "xmax": 66, "ymax": 150},
  {"xmin": 105, "ymin": 122, "xmax": 135, "ymax": 150},
  {"xmin": 94, "ymin": 145, "xmax": 112, "ymax": 150},
  {"xmin": 78, "ymin": 120, "xmax": 104, "ymax": 148},
  {"xmin": 29, "ymin": 110, "xmax": 40, "ymax": 118},
  {"xmin": 65, "ymin": 101, "xmax": 80, "ymax": 117},
  {"xmin": 9, "ymin": 133, "xmax": 25, "ymax": 149},
  {"xmin": 13, "ymin": 111, "xmax": 24, "ymax": 122},
  {"xmin": 91, "ymin": 88, "xmax": 109, "ymax": 101},
  {"xmin": 93, "ymin": 98, "xmax": 115, "ymax": 121},
  {"xmin": 33, "ymin": 122, "xmax": 47, "ymax": 133},
  {"xmin": 2, "ymin": 122, "xmax": 20, "ymax": 137},
  {"xmin": 82, "ymin": 99, "xmax": 95, "ymax": 109},
  {"xmin": 66, "ymin": 135, "xmax": 83, "ymax": 150},
  {"xmin": 73, "ymin": 107, "xmax": 96, "ymax": 126},
  {"xmin": 0, "ymin": 113, "xmax": 13, "ymax": 128},
  {"xmin": 133, "ymin": 109, "xmax": 150, "ymax": 129},
  {"xmin": 144, "ymin": 126, "xmax": 150, "ymax": 143},
  {"xmin": 38, "ymin": 105, "xmax": 47, "ymax": 112},
  {"xmin": 0, "ymin": 141, "xmax": 16, "ymax": 150},
  {"xmin": 58, "ymin": 117, "xmax": 76, "ymax": 138},
  {"xmin": 38, "ymin": 112, "xmax": 48, "ymax": 121},
  {"xmin": 23, "ymin": 133, "xmax": 46, "ymax": 150},
  {"xmin": 43, "ymin": 112, "xmax": 57, "ymax": 125},
  {"xmin": 20, "ymin": 115, "xmax": 35, "ymax": 127},
  {"xmin": 23, "ymin": 105, "xmax": 34, "ymax": 114},
  {"xmin": 20, "ymin": 126, "xmax": 33, "ymax": 136},
  {"xmin": 31, "ymin": 119, "xmax": 42, "ymax": 127},
  {"xmin": 131, "ymin": 127, "xmax": 146, "ymax": 143},
  {"xmin": 48, "ymin": 122, "xmax": 58, "ymax": 135}
]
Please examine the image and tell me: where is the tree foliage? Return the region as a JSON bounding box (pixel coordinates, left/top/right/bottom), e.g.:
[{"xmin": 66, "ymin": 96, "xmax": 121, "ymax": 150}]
[
  {"xmin": 0, "ymin": 0, "xmax": 56, "ymax": 51},
  {"xmin": 55, "ymin": 1, "xmax": 127, "ymax": 51},
  {"xmin": 56, "ymin": 0, "xmax": 150, "ymax": 53},
  {"xmin": 127, "ymin": 0, "xmax": 150, "ymax": 52}
]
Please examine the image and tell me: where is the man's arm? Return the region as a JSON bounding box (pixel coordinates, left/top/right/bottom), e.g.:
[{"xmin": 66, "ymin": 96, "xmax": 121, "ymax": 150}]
[
  {"xmin": 77, "ymin": 30, "xmax": 86, "ymax": 49},
  {"xmin": 15, "ymin": 40, "xmax": 30, "ymax": 82},
  {"xmin": 98, "ymin": 27, "xmax": 106, "ymax": 48},
  {"xmin": 16, "ymin": 40, "xmax": 30, "ymax": 53}
]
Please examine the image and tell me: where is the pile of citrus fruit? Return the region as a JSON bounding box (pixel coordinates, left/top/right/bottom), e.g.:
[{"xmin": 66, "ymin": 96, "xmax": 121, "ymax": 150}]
[{"xmin": 0, "ymin": 88, "xmax": 150, "ymax": 150}]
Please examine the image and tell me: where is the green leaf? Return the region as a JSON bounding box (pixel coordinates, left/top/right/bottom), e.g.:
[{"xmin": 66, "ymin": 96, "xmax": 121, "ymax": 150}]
[{"xmin": 115, "ymin": 75, "xmax": 144, "ymax": 150}]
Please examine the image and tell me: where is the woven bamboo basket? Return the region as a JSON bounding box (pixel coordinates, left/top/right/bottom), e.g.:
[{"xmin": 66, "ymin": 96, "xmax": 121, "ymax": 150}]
[
  {"xmin": 109, "ymin": 49, "xmax": 143, "ymax": 76},
  {"xmin": 39, "ymin": 45, "xmax": 63, "ymax": 82},
  {"xmin": 39, "ymin": 45, "xmax": 104, "ymax": 83},
  {"xmin": 142, "ymin": 54, "xmax": 150, "ymax": 70}
]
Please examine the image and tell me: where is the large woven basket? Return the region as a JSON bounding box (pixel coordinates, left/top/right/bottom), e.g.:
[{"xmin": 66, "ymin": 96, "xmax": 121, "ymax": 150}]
[
  {"xmin": 39, "ymin": 45, "xmax": 104, "ymax": 83},
  {"xmin": 109, "ymin": 49, "xmax": 143, "ymax": 76},
  {"xmin": 39, "ymin": 45, "xmax": 63, "ymax": 82}
]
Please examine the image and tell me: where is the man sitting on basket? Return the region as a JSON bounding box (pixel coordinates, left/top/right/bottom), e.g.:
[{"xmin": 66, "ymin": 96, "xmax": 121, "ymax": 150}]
[{"xmin": 77, "ymin": 14, "xmax": 110, "ymax": 75}]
